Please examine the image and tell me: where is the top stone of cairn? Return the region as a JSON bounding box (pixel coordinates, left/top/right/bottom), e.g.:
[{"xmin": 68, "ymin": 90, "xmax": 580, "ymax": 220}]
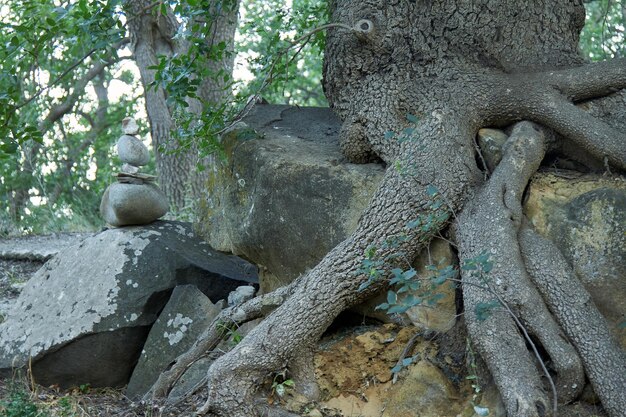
[{"xmin": 122, "ymin": 117, "xmax": 140, "ymax": 135}]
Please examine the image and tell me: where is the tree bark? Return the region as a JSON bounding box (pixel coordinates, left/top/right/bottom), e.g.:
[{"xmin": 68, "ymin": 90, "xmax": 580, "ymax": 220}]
[{"xmin": 156, "ymin": 1, "xmax": 626, "ymax": 416}]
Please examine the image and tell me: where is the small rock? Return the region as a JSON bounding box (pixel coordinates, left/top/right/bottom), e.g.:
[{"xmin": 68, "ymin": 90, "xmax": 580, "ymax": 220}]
[
  {"xmin": 228, "ymin": 285, "xmax": 256, "ymax": 306},
  {"xmin": 100, "ymin": 183, "xmax": 168, "ymax": 227},
  {"xmin": 122, "ymin": 117, "xmax": 140, "ymax": 135},
  {"xmin": 477, "ymin": 128, "xmax": 508, "ymax": 172},
  {"xmin": 122, "ymin": 163, "xmax": 140, "ymax": 174},
  {"xmin": 117, "ymin": 135, "xmax": 149, "ymax": 167}
]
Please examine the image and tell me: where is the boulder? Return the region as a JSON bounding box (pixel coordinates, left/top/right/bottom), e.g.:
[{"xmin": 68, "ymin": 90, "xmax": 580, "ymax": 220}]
[
  {"xmin": 524, "ymin": 173, "xmax": 626, "ymax": 346},
  {"xmin": 199, "ymin": 108, "xmax": 624, "ymax": 342},
  {"xmin": 197, "ymin": 105, "xmax": 385, "ymax": 292},
  {"xmin": 116, "ymin": 134, "xmax": 149, "ymax": 166},
  {"xmin": 100, "ymin": 182, "xmax": 168, "ymax": 227},
  {"xmin": 126, "ymin": 285, "xmax": 223, "ymax": 399},
  {"xmin": 0, "ymin": 221, "xmax": 257, "ymax": 388}
]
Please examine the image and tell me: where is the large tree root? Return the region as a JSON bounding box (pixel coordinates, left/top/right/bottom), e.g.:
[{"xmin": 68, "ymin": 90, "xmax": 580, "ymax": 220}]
[
  {"xmin": 456, "ymin": 121, "xmax": 624, "ymax": 417},
  {"xmin": 456, "ymin": 122, "xmax": 584, "ymax": 417},
  {"xmin": 184, "ymin": 114, "xmax": 481, "ymax": 416},
  {"xmin": 519, "ymin": 227, "xmax": 626, "ymax": 417}
]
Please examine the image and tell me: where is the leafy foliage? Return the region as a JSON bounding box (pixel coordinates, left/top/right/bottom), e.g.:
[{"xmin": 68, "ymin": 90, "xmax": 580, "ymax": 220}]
[
  {"xmin": 580, "ymin": 0, "xmax": 625, "ymax": 60},
  {"xmin": 237, "ymin": 0, "xmax": 329, "ymax": 106},
  {"xmin": 0, "ymin": 0, "xmax": 620, "ymax": 234},
  {"xmin": 0, "ymin": 0, "xmax": 139, "ymax": 233}
]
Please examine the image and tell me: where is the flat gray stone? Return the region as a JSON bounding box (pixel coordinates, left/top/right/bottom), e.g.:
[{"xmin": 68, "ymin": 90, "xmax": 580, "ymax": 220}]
[
  {"xmin": 0, "ymin": 221, "xmax": 257, "ymax": 388},
  {"xmin": 126, "ymin": 285, "xmax": 222, "ymax": 399}
]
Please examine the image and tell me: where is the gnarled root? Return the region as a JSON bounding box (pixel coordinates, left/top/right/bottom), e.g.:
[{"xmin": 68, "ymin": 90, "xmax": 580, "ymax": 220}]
[
  {"xmin": 520, "ymin": 227, "xmax": 626, "ymax": 417},
  {"xmin": 456, "ymin": 122, "xmax": 585, "ymax": 417}
]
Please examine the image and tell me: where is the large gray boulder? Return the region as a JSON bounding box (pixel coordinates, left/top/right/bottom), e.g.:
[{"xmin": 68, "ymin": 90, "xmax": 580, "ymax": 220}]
[
  {"xmin": 197, "ymin": 105, "xmax": 385, "ymax": 292},
  {"xmin": 0, "ymin": 221, "xmax": 257, "ymax": 388}
]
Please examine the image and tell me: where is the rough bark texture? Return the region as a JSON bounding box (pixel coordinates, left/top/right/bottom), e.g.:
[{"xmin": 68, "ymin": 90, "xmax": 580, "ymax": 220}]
[
  {"xmin": 158, "ymin": 1, "xmax": 625, "ymax": 416},
  {"xmin": 454, "ymin": 123, "xmax": 584, "ymax": 417},
  {"xmin": 125, "ymin": 0, "xmax": 239, "ymax": 212},
  {"xmin": 520, "ymin": 226, "xmax": 626, "ymax": 417}
]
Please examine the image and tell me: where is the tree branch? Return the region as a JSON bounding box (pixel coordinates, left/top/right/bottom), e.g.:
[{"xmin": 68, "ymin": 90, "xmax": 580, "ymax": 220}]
[
  {"xmin": 537, "ymin": 57, "xmax": 626, "ymax": 102},
  {"xmin": 17, "ymin": 38, "xmax": 129, "ymax": 112}
]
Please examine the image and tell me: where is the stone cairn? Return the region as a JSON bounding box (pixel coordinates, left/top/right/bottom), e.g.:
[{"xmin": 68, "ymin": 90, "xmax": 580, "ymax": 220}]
[{"xmin": 100, "ymin": 117, "xmax": 168, "ymax": 227}]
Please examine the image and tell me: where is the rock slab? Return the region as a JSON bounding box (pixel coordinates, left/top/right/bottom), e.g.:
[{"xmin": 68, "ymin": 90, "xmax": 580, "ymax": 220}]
[
  {"xmin": 0, "ymin": 221, "xmax": 257, "ymax": 388},
  {"xmin": 126, "ymin": 285, "xmax": 222, "ymax": 399}
]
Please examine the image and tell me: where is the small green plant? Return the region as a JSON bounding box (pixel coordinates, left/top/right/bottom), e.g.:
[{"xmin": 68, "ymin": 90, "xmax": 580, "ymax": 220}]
[
  {"xmin": 466, "ymin": 340, "xmax": 490, "ymax": 417},
  {"xmin": 55, "ymin": 397, "xmax": 73, "ymax": 417},
  {"xmin": 460, "ymin": 253, "xmax": 500, "ymax": 321},
  {"xmin": 216, "ymin": 322, "xmax": 244, "ymax": 347},
  {"xmin": 0, "ymin": 386, "xmax": 45, "ymax": 417},
  {"xmin": 269, "ymin": 369, "xmax": 295, "ymax": 401}
]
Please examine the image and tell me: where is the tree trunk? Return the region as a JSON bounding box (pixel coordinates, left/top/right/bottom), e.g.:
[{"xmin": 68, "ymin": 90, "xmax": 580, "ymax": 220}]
[
  {"xmin": 154, "ymin": 1, "xmax": 626, "ymax": 416},
  {"xmin": 124, "ymin": 0, "xmax": 239, "ymax": 213}
]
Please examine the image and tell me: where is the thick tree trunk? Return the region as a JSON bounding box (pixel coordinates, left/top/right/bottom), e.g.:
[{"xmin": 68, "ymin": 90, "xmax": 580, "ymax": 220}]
[
  {"xmin": 125, "ymin": 0, "xmax": 239, "ymax": 212},
  {"xmin": 155, "ymin": 1, "xmax": 625, "ymax": 416}
]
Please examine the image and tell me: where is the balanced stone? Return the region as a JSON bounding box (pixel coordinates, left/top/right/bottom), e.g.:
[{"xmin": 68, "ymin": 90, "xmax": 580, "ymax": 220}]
[
  {"xmin": 100, "ymin": 183, "xmax": 168, "ymax": 227},
  {"xmin": 117, "ymin": 135, "xmax": 149, "ymax": 167},
  {"xmin": 122, "ymin": 117, "xmax": 140, "ymax": 135}
]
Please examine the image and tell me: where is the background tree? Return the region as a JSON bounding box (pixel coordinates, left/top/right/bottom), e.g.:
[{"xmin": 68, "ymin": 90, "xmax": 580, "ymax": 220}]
[
  {"xmin": 580, "ymin": 0, "xmax": 625, "ymax": 60},
  {"xmin": 124, "ymin": 0, "xmax": 240, "ymax": 213},
  {"xmin": 150, "ymin": 1, "xmax": 626, "ymax": 417},
  {"xmin": 0, "ymin": 0, "xmax": 139, "ymax": 234}
]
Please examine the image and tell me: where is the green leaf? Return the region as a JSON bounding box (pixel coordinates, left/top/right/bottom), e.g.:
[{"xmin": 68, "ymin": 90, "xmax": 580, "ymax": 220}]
[
  {"xmin": 426, "ymin": 184, "xmax": 438, "ymax": 197},
  {"xmin": 403, "ymin": 269, "xmax": 417, "ymax": 280},
  {"xmin": 406, "ymin": 113, "xmax": 419, "ymax": 124},
  {"xmin": 387, "ymin": 291, "xmax": 397, "ymax": 305},
  {"xmin": 387, "ymin": 304, "xmax": 410, "ymax": 314},
  {"xmin": 475, "ymin": 300, "xmax": 500, "ymax": 321}
]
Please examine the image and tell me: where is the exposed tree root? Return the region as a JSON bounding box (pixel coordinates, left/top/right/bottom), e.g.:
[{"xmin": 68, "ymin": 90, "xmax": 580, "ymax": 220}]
[
  {"xmin": 456, "ymin": 122, "xmax": 585, "ymax": 417},
  {"xmin": 187, "ymin": 115, "xmax": 480, "ymax": 416},
  {"xmin": 520, "ymin": 226, "xmax": 626, "ymax": 417}
]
